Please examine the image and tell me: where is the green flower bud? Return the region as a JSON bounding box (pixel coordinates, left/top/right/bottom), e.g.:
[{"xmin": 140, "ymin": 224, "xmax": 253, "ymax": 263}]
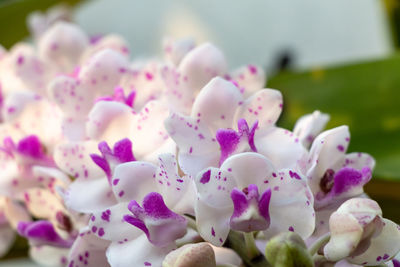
[
  {"xmin": 163, "ymin": 242, "xmax": 216, "ymax": 267},
  {"xmin": 265, "ymin": 232, "xmax": 314, "ymax": 267}
]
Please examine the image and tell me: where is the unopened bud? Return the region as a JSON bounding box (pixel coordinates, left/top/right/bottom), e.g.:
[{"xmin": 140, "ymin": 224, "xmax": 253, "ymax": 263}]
[
  {"xmin": 163, "ymin": 242, "xmax": 216, "ymax": 267},
  {"xmin": 265, "ymin": 232, "xmax": 313, "ymax": 267}
]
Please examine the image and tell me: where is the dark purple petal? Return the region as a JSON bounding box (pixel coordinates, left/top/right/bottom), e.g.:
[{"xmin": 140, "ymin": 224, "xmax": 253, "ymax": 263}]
[
  {"xmin": 113, "ymin": 138, "xmax": 135, "ymax": 162},
  {"xmin": 17, "ymin": 135, "xmax": 44, "ymax": 159}
]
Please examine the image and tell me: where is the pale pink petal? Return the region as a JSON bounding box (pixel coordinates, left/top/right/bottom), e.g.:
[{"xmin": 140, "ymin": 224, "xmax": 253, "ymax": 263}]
[
  {"xmin": 220, "ymin": 152, "xmax": 276, "ymax": 189},
  {"xmin": 106, "ymin": 234, "xmax": 175, "ymax": 267},
  {"xmin": 2, "ymin": 198, "xmax": 31, "ymax": 228},
  {"xmin": 0, "ymin": 224, "xmax": 15, "ymax": 257},
  {"xmin": 7, "ymin": 43, "xmax": 49, "ymax": 95},
  {"xmin": 178, "ymin": 43, "xmax": 227, "ymax": 93},
  {"xmin": 32, "ymin": 166, "xmax": 70, "ymax": 188},
  {"xmin": 195, "ymin": 199, "xmax": 232, "ymax": 246},
  {"xmin": 83, "ymin": 34, "xmax": 130, "ymax": 61},
  {"xmin": 65, "ymin": 177, "xmax": 116, "ymax": 213},
  {"xmin": 234, "ymin": 89, "xmax": 282, "ymax": 132},
  {"xmin": 264, "ymin": 169, "xmax": 315, "ymax": 239},
  {"xmin": 23, "ymin": 188, "xmax": 65, "ymax": 220},
  {"xmin": 54, "ymin": 140, "xmax": 102, "ymax": 179},
  {"xmin": 230, "ymin": 64, "xmax": 266, "ymax": 97},
  {"xmin": 89, "ymin": 202, "xmax": 141, "ymax": 242},
  {"xmin": 191, "ymin": 77, "xmax": 242, "ymax": 134},
  {"xmin": 307, "ymin": 126, "xmax": 350, "ymax": 194},
  {"xmin": 293, "ymin": 110, "xmax": 330, "ymax": 148},
  {"xmin": 130, "ymin": 101, "xmax": 171, "ymax": 158},
  {"xmin": 79, "ymin": 49, "xmax": 129, "ymax": 95},
  {"xmin": 111, "ymin": 161, "xmax": 157, "ymax": 202},
  {"xmin": 324, "ymin": 212, "xmax": 364, "ymax": 261},
  {"xmin": 86, "ymin": 101, "xmax": 133, "ymax": 144},
  {"xmin": 3, "ymin": 92, "xmax": 64, "ymax": 147},
  {"xmin": 211, "ymin": 245, "xmax": 242, "ymax": 267},
  {"xmin": 255, "ymin": 127, "xmax": 308, "ymax": 170},
  {"xmin": 163, "ymin": 37, "xmax": 195, "ymax": 66},
  {"xmin": 47, "ymin": 75, "xmax": 94, "ymax": 118},
  {"xmin": 38, "ymin": 22, "xmax": 89, "ymax": 73},
  {"xmin": 30, "ymin": 245, "xmax": 70, "ymax": 267},
  {"xmin": 164, "ymin": 112, "xmax": 219, "ymax": 176}
]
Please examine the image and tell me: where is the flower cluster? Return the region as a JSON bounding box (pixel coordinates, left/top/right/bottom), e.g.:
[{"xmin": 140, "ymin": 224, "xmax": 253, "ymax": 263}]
[{"xmin": 0, "ymin": 14, "xmax": 399, "ymax": 267}]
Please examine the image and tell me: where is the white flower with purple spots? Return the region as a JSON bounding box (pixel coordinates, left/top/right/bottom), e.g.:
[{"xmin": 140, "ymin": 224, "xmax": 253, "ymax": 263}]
[
  {"xmin": 194, "ymin": 152, "xmax": 315, "ymax": 246},
  {"xmin": 324, "ymin": 198, "xmax": 400, "ymax": 266}
]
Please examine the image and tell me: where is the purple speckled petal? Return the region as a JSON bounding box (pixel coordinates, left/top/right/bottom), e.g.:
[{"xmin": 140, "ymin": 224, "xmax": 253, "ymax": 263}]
[
  {"xmin": 17, "ymin": 221, "xmax": 73, "ymax": 248},
  {"xmin": 125, "ymin": 192, "xmax": 187, "ymax": 247},
  {"xmin": 293, "ymin": 110, "xmax": 330, "ymax": 148}
]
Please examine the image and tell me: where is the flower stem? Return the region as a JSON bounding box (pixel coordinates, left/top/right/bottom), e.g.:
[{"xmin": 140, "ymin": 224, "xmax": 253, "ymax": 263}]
[
  {"xmin": 244, "ymin": 232, "xmax": 261, "ymax": 260},
  {"xmin": 308, "ymin": 233, "xmax": 330, "ymax": 256}
]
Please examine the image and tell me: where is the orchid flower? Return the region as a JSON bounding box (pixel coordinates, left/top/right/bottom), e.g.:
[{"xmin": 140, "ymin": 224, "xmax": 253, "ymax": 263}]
[
  {"xmin": 324, "ymin": 198, "xmax": 400, "ymax": 266},
  {"xmin": 293, "ymin": 110, "xmax": 330, "ymax": 148},
  {"xmin": 194, "ymin": 152, "xmax": 315, "ymax": 246},
  {"xmin": 85, "ymin": 153, "xmax": 196, "ymax": 266},
  {"xmin": 165, "ymin": 76, "xmax": 306, "ymax": 177}
]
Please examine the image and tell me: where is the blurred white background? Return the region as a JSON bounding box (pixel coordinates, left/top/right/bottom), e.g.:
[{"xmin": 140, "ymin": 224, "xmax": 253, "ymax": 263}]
[{"xmin": 74, "ymin": 0, "xmax": 392, "ymax": 71}]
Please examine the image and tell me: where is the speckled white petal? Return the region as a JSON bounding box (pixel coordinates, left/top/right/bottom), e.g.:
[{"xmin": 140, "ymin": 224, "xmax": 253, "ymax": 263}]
[
  {"xmin": 191, "ymin": 77, "xmax": 242, "ymax": 134},
  {"xmin": 195, "ymin": 199, "xmax": 232, "ymax": 246},
  {"xmin": 106, "ymin": 234, "xmax": 175, "ymax": 267},
  {"xmin": 164, "ymin": 112, "xmax": 219, "ymax": 176},
  {"xmin": 54, "ymin": 141, "xmax": 102, "ymax": 179},
  {"xmin": 30, "ymin": 245, "xmax": 70, "ymax": 267},
  {"xmin": 195, "ymin": 167, "xmax": 236, "ymax": 208},
  {"xmin": 65, "ymin": 177, "xmax": 116, "ymax": 213},
  {"xmin": 88, "ymin": 202, "xmax": 141, "ymax": 242},
  {"xmin": 343, "ymin": 152, "xmax": 375, "ymax": 171},
  {"xmin": 130, "ymin": 101, "xmax": 172, "ymax": 158},
  {"xmin": 155, "ymin": 153, "xmax": 194, "ymax": 211},
  {"xmin": 307, "ymin": 126, "xmax": 350, "ymax": 194},
  {"xmin": 111, "ymin": 161, "xmax": 157, "ymax": 202},
  {"xmin": 234, "ymin": 89, "xmax": 282, "ymax": 132},
  {"xmin": 68, "ymin": 230, "xmax": 110, "ymax": 267},
  {"xmin": 230, "ymin": 64, "xmax": 266, "ymax": 97},
  {"xmin": 255, "ymin": 127, "xmax": 308, "ymax": 170},
  {"xmin": 79, "ymin": 49, "xmax": 129, "ymax": 96},
  {"xmin": 38, "ymin": 22, "xmax": 89, "ymax": 73},
  {"xmin": 220, "ymin": 152, "xmax": 276, "ymax": 189},
  {"xmin": 264, "ymin": 169, "xmax": 315, "ymax": 239},
  {"xmin": 86, "ymin": 101, "xmax": 133, "ymax": 144},
  {"xmin": 293, "ymin": 110, "xmax": 330, "ymax": 148},
  {"xmin": 178, "ymin": 43, "xmax": 227, "ymax": 93}
]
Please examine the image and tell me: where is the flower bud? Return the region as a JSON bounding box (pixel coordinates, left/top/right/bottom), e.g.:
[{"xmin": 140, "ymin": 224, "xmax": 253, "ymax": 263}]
[
  {"xmin": 265, "ymin": 232, "xmax": 313, "ymax": 267},
  {"xmin": 162, "ymin": 242, "xmax": 216, "ymax": 267}
]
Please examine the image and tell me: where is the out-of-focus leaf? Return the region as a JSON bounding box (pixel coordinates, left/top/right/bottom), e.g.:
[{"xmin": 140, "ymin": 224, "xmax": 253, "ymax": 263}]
[
  {"xmin": 269, "ymin": 55, "xmax": 400, "ymax": 180},
  {"xmin": 0, "ymin": 0, "xmax": 84, "ymax": 49}
]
